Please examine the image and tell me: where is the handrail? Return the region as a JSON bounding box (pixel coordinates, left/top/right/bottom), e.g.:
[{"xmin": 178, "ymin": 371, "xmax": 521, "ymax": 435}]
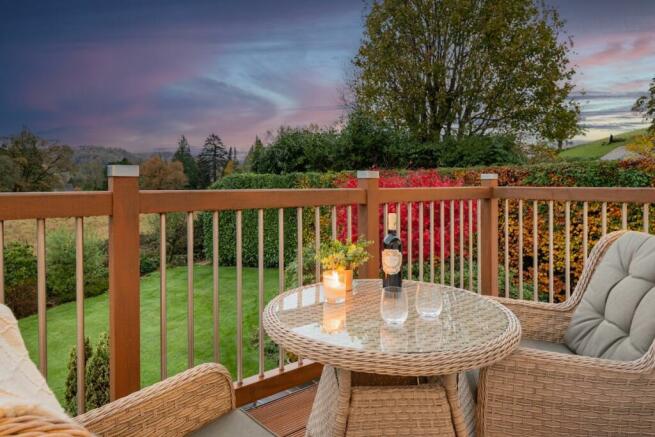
[
  {"xmin": 495, "ymin": 186, "xmax": 655, "ymax": 203},
  {"xmin": 139, "ymin": 188, "xmax": 367, "ymax": 213},
  {"xmin": 0, "ymin": 192, "xmax": 112, "ymax": 220},
  {"xmin": 378, "ymin": 186, "xmax": 491, "ymax": 203}
]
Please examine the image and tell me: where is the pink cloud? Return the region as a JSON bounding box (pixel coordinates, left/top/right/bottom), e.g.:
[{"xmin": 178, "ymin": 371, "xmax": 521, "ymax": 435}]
[{"xmin": 577, "ymin": 33, "xmax": 655, "ymax": 67}]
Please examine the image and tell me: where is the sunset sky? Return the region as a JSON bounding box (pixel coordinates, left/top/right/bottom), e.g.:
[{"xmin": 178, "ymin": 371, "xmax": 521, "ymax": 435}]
[{"xmin": 1, "ymin": 0, "xmax": 654, "ymax": 152}]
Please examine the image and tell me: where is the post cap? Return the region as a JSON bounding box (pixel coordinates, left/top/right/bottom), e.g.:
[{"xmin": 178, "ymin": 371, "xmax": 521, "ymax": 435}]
[
  {"xmin": 356, "ymin": 170, "xmax": 380, "ymax": 179},
  {"xmin": 107, "ymin": 165, "xmax": 139, "ymax": 177},
  {"xmin": 480, "ymin": 173, "xmax": 498, "ymax": 180}
]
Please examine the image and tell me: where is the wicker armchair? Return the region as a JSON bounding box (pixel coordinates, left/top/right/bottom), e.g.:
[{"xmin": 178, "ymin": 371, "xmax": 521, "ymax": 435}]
[
  {"xmin": 478, "ymin": 230, "xmax": 655, "ymax": 436},
  {"xmin": 0, "ymin": 300, "xmax": 273, "ymax": 436},
  {"xmin": 75, "ymin": 363, "xmax": 235, "ymax": 436}
]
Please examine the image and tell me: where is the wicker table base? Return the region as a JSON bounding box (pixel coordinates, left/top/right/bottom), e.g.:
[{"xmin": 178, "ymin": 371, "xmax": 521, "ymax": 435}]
[{"xmin": 306, "ymin": 366, "xmax": 470, "ymax": 437}]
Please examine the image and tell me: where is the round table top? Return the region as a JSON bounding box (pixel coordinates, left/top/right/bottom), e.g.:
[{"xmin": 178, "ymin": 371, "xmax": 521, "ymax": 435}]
[{"xmin": 263, "ymin": 279, "xmax": 521, "ymax": 376}]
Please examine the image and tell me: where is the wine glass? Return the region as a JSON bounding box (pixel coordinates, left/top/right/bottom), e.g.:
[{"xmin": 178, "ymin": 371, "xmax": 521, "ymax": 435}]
[
  {"xmin": 380, "ymin": 286, "xmax": 408, "ymax": 325},
  {"xmin": 415, "ymin": 283, "xmax": 444, "ymax": 319}
]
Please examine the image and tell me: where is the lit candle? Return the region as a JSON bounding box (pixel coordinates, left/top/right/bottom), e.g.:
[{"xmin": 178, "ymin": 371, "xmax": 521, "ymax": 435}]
[{"xmin": 323, "ymin": 270, "xmax": 346, "ymax": 303}]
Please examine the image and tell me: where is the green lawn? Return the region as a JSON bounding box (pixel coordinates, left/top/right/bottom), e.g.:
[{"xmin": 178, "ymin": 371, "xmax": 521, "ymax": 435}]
[
  {"xmin": 559, "ymin": 128, "xmax": 647, "ymax": 160},
  {"xmin": 18, "ymin": 265, "xmax": 281, "ymax": 403}
]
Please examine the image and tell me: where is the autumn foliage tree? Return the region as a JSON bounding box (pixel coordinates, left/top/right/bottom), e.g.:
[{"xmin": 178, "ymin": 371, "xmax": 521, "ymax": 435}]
[
  {"xmin": 351, "ymin": 0, "xmax": 580, "ymax": 143},
  {"xmin": 140, "ymin": 155, "xmax": 188, "ymax": 189},
  {"xmin": 0, "ymin": 128, "xmax": 73, "ymax": 191}
]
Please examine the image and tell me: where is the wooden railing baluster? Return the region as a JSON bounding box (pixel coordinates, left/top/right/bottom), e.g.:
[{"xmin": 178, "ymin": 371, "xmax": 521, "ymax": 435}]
[
  {"xmin": 533, "ymin": 200, "xmax": 538, "ymax": 302},
  {"xmin": 159, "ymin": 214, "xmax": 167, "ymax": 380},
  {"xmin": 258, "ymin": 209, "xmax": 265, "ymax": 378},
  {"xmin": 278, "ymin": 208, "xmax": 285, "ymax": 371},
  {"xmin": 440, "ymin": 201, "xmax": 445, "ymax": 285},
  {"xmin": 565, "ymin": 201, "xmax": 571, "ymax": 300},
  {"xmin": 583, "ymin": 201, "xmax": 588, "ymax": 264},
  {"xmin": 75, "ymin": 217, "xmax": 85, "ymax": 414},
  {"xmin": 518, "ymin": 199, "xmax": 523, "ymax": 300},
  {"xmin": 187, "ymin": 211, "xmax": 194, "ymax": 369},
  {"xmin": 468, "ymin": 199, "xmax": 473, "ymax": 291},
  {"xmin": 504, "ymin": 199, "xmax": 509, "ymax": 298},
  {"xmin": 37, "ymin": 218, "xmax": 47, "ymax": 376},
  {"xmin": 644, "ymin": 203, "xmax": 650, "ymax": 233},
  {"xmin": 476, "ymin": 199, "xmax": 481, "ymax": 294},
  {"xmin": 419, "ymin": 202, "xmax": 424, "ymax": 282},
  {"xmin": 459, "ymin": 200, "xmax": 464, "ymax": 288},
  {"xmin": 212, "ymin": 211, "xmax": 220, "ymax": 363},
  {"xmin": 548, "ymin": 200, "xmax": 554, "ymax": 303},
  {"xmin": 408, "ymin": 202, "xmax": 413, "ymax": 280},
  {"xmin": 429, "ymin": 202, "xmax": 435, "ymax": 283},
  {"xmin": 236, "ymin": 210, "xmax": 243, "ymax": 384},
  {"xmin": 449, "ymin": 200, "xmax": 454, "ymax": 287}
]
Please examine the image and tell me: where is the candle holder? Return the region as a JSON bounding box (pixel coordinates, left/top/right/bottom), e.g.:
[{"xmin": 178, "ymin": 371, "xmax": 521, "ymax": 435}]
[{"xmin": 322, "ymin": 270, "xmax": 347, "ymax": 303}]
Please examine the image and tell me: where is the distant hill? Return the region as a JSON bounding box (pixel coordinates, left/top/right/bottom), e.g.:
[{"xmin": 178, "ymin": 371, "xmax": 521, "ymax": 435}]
[
  {"xmin": 559, "ymin": 129, "xmax": 647, "ymax": 160},
  {"xmin": 72, "ymin": 145, "xmax": 143, "ymax": 165}
]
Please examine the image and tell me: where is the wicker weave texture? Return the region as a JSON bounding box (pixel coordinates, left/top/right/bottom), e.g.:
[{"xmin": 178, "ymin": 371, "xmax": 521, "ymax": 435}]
[
  {"xmin": 478, "ymin": 231, "xmax": 655, "ymax": 436},
  {"xmin": 265, "ymin": 280, "xmax": 521, "ymax": 376},
  {"xmin": 75, "ymin": 363, "xmax": 235, "ymax": 437},
  {"xmin": 346, "ymin": 384, "xmax": 456, "ymax": 437},
  {"xmin": 0, "ymin": 414, "xmax": 92, "ymax": 436}
]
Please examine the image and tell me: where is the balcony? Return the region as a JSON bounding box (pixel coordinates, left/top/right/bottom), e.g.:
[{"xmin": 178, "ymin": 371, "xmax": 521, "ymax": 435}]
[{"xmin": 1, "ymin": 166, "xmax": 654, "ymax": 435}]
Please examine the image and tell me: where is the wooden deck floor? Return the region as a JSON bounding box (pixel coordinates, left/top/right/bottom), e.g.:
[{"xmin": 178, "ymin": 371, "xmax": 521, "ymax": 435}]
[{"xmin": 246, "ymin": 384, "xmax": 317, "ymax": 436}]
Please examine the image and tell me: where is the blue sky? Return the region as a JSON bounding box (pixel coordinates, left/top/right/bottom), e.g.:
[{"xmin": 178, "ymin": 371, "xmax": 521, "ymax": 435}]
[{"xmin": 0, "ymin": 0, "xmax": 654, "ymax": 152}]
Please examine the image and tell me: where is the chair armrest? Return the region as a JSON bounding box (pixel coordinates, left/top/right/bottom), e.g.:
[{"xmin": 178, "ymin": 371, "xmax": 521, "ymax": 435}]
[
  {"xmin": 478, "ymin": 347, "xmax": 655, "ymax": 436},
  {"xmin": 491, "ymin": 297, "xmax": 573, "ymax": 343},
  {"xmin": 75, "ymin": 363, "xmax": 235, "ymax": 437}
]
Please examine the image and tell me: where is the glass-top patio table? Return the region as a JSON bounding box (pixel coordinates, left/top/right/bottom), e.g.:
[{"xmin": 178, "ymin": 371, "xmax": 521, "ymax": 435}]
[{"xmin": 264, "ymin": 279, "xmax": 521, "ymax": 437}]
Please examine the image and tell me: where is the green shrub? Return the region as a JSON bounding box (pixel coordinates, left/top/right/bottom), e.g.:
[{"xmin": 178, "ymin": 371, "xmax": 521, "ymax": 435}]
[
  {"xmin": 64, "ymin": 337, "xmax": 93, "ymax": 416},
  {"xmin": 141, "ymin": 212, "xmax": 205, "ymax": 274},
  {"xmin": 4, "ymin": 242, "xmax": 37, "ymax": 318},
  {"xmin": 46, "ymin": 228, "xmax": 108, "ymax": 304},
  {"xmin": 85, "ymin": 333, "xmax": 110, "ymax": 411},
  {"xmin": 284, "ymin": 245, "xmax": 318, "ymax": 288}
]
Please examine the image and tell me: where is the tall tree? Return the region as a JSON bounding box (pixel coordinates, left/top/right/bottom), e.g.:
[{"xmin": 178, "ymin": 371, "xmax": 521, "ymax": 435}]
[
  {"xmin": 140, "ymin": 156, "xmax": 188, "ymax": 189},
  {"xmin": 0, "ymin": 128, "xmax": 73, "ymax": 191},
  {"xmin": 351, "ymin": 0, "xmax": 579, "ymax": 143},
  {"xmin": 172, "ymin": 135, "xmax": 200, "ymax": 188},
  {"xmin": 242, "ymin": 136, "xmax": 265, "ymax": 172},
  {"xmin": 633, "ymin": 77, "xmax": 655, "ymax": 133},
  {"xmin": 197, "ymin": 133, "xmax": 228, "ymax": 186}
]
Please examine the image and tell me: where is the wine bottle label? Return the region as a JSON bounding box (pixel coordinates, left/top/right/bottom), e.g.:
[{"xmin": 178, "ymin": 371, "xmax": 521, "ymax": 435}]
[{"xmin": 382, "ymin": 249, "xmax": 402, "ymax": 275}]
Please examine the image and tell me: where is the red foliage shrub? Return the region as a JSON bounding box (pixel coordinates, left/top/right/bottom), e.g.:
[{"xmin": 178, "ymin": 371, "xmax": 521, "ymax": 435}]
[{"xmin": 333, "ymin": 170, "xmax": 477, "ymax": 261}]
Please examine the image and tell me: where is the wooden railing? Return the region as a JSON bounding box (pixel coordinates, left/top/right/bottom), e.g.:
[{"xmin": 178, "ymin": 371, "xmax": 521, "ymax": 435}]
[{"xmin": 2, "ymin": 166, "xmax": 654, "ymax": 413}]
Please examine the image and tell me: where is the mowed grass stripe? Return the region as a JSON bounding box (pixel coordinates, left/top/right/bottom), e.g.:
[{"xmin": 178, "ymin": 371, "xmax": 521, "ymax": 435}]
[{"xmin": 18, "ymin": 265, "xmax": 281, "ymax": 403}]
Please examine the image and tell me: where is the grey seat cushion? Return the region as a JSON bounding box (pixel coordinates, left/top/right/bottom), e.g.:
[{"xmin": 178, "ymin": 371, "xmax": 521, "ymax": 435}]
[
  {"xmin": 564, "ymin": 231, "xmax": 655, "ymax": 361},
  {"xmin": 466, "ymin": 338, "xmax": 573, "ymax": 395},
  {"xmin": 189, "ymin": 409, "xmax": 274, "ymax": 436}
]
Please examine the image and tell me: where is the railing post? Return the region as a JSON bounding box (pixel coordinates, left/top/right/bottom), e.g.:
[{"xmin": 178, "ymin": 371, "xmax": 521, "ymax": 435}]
[
  {"xmin": 480, "ymin": 174, "xmax": 499, "ymax": 296},
  {"xmin": 107, "ymin": 165, "xmax": 141, "ymax": 400},
  {"xmin": 357, "ymin": 171, "xmax": 380, "ymax": 279}
]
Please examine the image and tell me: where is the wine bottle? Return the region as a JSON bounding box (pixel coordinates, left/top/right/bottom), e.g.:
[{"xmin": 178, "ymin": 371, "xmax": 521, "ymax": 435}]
[{"xmin": 382, "ymin": 212, "xmax": 403, "ymax": 288}]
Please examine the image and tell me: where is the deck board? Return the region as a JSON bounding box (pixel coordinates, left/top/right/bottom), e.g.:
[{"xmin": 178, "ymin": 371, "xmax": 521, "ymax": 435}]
[{"xmin": 246, "ymin": 384, "xmax": 317, "ymax": 436}]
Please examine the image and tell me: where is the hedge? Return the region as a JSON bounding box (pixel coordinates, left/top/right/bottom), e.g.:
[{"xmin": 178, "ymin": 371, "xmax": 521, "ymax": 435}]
[
  {"xmin": 202, "ymin": 158, "xmax": 655, "ymax": 270},
  {"xmin": 200, "ymin": 172, "xmax": 344, "ymax": 268}
]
